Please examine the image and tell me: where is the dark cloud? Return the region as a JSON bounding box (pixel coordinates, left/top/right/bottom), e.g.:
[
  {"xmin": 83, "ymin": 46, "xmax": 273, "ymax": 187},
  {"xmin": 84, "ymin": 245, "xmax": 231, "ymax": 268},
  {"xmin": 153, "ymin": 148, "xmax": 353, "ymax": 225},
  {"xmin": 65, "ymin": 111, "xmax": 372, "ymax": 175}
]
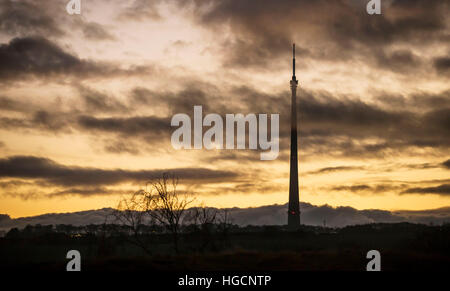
[
  {"xmin": 236, "ymin": 86, "xmax": 407, "ymax": 141},
  {"xmin": 0, "ymin": 156, "xmax": 239, "ymax": 187},
  {"xmin": 401, "ymin": 162, "xmax": 440, "ymax": 170},
  {"xmin": 183, "ymin": 0, "xmax": 449, "ymax": 69},
  {"xmin": 434, "ymin": 56, "xmax": 450, "ymax": 75},
  {"xmin": 300, "ymin": 90, "xmax": 413, "ymax": 130},
  {"xmin": 237, "ymin": 86, "xmax": 450, "ymax": 157},
  {"xmin": 330, "ymin": 183, "xmax": 406, "ymax": 194},
  {"xmin": 47, "ymin": 187, "xmax": 129, "ymax": 198},
  {"xmin": 0, "ymin": 37, "xmax": 152, "ymax": 81},
  {"xmin": 80, "ymin": 21, "xmax": 116, "ymax": 41},
  {"xmin": 77, "ymin": 115, "xmax": 170, "ymax": 137},
  {"xmin": 0, "ymin": 179, "xmax": 44, "ymax": 189},
  {"xmin": 204, "ymin": 180, "xmax": 287, "ymax": 196},
  {"xmin": 329, "ymin": 0, "xmax": 446, "ymax": 46},
  {"xmin": 331, "ymin": 184, "xmax": 371, "ymax": 193},
  {"xmin": 0, "ymin": 96, "xmax": 31, "ymax": 113},
  {"xmin": 0, "ymin": 36, "xmax": 100, "ymax": 80},
  {"xmin": 32, "ymin": 110, "xmax": 71, "ymax": 132},
  {"xmin": 375, "ymin": 90, "xmax": 450, "ymax": 111},
  {"xmin": 78, "ymin": 86, "xmax": 128, "ymax": 113},
  {"xmin": 0, "ymin": 110, "xmax": 73, "ymax": 133},
  {"xmin": 200, "ymin": 150, "xmax": 274, "ymax": 164},
  {"xmin": 374, "ymin": 49, "xmax": 422, "ymax": 72},
  {"xmin": 0, "ymin": 0, "xmax": 64, "ymax": 37},
  {"xmin": 103, "ymin": 140, "xmax": 141, "ymax": 155},
  {"xmin": 0, "ymin": 0, "xmax": 120, "ymax": 44},
  {"xmin": 130, "ymin": 86, "xmax": 223, "ymax": 115},
  {"xmin": 306, "ymin": 166, "xmax": 364, "ymax": 175},
  {"xmin": 0, "ymin": 79, "xmax": 448, "ymax": 159},
  {"xmin": 443, "ymin": 159, "xmax": 450, "ymax": 169},
  {"xmin": 402, "ymin": 184, "xmax": 450, "ymax": 196},
  {"xmin": 0, "ymin": 179, "xmax": 131, "ymax": 199}
]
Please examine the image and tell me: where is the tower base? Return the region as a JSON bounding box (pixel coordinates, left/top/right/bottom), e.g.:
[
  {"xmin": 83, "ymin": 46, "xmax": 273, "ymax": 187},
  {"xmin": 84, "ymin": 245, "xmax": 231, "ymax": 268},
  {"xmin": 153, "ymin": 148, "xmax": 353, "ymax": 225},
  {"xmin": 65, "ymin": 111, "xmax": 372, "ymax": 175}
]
[{"xmin": 288, "ymin": 212, "xmax": 300, "ymax": 230}]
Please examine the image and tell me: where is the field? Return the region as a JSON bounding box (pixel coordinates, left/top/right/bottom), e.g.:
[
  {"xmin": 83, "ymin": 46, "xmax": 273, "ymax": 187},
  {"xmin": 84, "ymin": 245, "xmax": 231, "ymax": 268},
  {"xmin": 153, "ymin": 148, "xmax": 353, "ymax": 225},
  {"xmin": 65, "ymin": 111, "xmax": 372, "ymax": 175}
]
[{"xmin": 0, "ymin": 222, "xmax": 449, "ymax": 271}]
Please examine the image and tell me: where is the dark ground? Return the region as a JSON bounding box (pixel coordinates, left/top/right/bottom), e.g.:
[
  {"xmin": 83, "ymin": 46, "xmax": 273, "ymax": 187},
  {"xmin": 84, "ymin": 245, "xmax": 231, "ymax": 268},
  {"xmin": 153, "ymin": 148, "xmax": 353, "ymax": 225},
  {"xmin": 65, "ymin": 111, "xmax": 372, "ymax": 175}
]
[{"xmin": 0, "ymin": 222, "xmax": 448, "ymax": 271}]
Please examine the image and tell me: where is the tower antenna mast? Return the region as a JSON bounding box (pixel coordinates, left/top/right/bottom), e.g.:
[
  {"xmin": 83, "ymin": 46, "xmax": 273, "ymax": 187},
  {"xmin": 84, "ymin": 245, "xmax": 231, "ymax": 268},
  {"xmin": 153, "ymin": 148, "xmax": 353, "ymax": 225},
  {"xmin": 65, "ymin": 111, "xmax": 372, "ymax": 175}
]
[
  {"xmin": 288, "ymin": 43, "xmax": 300, "ymax": 229},
  {"xmin": 293, "ymin": 43, "xmax": 296, "ymax": 78}
]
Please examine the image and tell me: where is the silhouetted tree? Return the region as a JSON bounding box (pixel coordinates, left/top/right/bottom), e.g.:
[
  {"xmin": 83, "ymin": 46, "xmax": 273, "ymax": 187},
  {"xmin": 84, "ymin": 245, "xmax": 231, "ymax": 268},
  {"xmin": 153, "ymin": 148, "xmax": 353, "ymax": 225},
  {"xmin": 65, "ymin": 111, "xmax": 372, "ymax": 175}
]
[
  {"xmin": 113, "ymin": 190, "xmax": 155, "ymax": 254},
  {"xmin": 147, "ymin": 173, "xmax": 194, "ymax": 254},
  {"xmin": 186, "ymin": 204, "xmax": 218, "ymax": 251},
  {"xmin": 114, "ymin": 173, "xmax": 194, "ymax": 254},
  {"xmin": 5, "ymin": 227, "xmax": 20, "ymax": 239}
]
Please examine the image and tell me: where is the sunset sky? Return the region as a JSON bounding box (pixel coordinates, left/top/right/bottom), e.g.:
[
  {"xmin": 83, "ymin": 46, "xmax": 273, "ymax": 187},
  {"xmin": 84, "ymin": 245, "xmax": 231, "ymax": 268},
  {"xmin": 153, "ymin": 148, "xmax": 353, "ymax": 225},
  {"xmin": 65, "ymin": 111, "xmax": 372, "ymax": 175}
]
[{"xmin": 0, "ymin": 0, "xmax": 449, "ymax": 218}]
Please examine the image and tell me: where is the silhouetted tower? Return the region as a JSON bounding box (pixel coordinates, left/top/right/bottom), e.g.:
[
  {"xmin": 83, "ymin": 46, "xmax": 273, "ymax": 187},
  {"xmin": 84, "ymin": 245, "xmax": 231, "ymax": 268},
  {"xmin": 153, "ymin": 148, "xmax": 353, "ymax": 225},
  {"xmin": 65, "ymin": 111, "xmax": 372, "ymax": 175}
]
[{"xmin": 288, "ymin": 43, "xmax": 300, "ymax": 229}]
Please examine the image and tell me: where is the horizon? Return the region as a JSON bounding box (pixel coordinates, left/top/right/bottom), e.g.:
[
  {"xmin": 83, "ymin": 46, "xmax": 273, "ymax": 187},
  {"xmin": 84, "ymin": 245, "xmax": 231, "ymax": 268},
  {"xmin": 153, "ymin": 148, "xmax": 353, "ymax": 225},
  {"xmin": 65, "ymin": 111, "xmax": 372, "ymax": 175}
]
[
  {"xmin": 1, "ymin": 201, "xmax": 449, "ymax": 232},
  {"xmin": 3, "ymin": 200, "xmax": 450, "ymax": 220},
  {"xmin": 5, "ymin": 201, "xmax": 450, "ymax": 219}
]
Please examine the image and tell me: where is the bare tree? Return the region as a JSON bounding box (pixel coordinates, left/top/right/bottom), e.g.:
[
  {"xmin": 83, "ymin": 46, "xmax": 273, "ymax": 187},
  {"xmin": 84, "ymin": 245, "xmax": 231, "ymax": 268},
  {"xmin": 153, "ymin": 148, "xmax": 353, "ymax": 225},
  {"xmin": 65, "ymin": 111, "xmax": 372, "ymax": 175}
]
[
  {"xmin": 188, "ymin": 204, "xmax": 218, "ymax": 227},
  {"xmin": 146, "ymin": 173, "xmax": 194, "ymax": 254},
  {"xmin": 113, "ymin": 189, "xmax": 155, "ymax": 255},
  {"xmin": 113, "ymin": 173, "xmax": 195, "ymax": 254},
  {"xmin": 185, "ymin": 204, "xmax": 218, "ymax": 251},
  {"xmin": 217, "ymin": 209, "xmax": 233, "ymax": 243}
]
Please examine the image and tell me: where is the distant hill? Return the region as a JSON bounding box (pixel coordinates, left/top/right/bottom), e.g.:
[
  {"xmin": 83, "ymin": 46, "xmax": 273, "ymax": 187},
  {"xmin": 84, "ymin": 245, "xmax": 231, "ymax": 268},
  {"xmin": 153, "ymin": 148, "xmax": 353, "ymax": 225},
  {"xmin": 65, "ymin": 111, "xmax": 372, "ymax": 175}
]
[{"xmin": 1, "ymin": 202, "xmax": 449, "ymax": 232}]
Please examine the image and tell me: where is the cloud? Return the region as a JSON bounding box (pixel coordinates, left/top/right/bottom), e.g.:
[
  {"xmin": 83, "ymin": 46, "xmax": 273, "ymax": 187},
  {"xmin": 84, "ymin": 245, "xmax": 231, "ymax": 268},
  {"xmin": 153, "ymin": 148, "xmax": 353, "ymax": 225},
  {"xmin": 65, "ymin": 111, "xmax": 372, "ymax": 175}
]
[
  {"xmin": 434, "ymin": 56, "xmax": 450, "ymax": 75},
  {"xmin": 183, "ymin": 0, "xmax": 449, "ymax": 70},
  {"xmin": 77, "ymin": 115, "xmax": 171, "ymax": 137},
  {"xmin": 103, "ymin": 140, "xmax": 141, "ymax": 155},
  {"xmin": 0, "ymin": 156, "xmax": 239, "ymax": 187},
  {"xmin": 240, "ymin": 87, "xmax": 450, "ymax": 157},
  {"xmin": 305, "ymin": 166, "xmax": 364, "ymax": 175},
  {"xmin": 78, "ymin": 86, "xmax": 129, "ymax": 113},
  {"xmin": 0, "ymin": 0, "xmax": 117, "ymax": 42},
  {"xmin": 402, "ymin": 162, "xmax": 441, "ymax": 170},
  {"xmin": 330, "ymin": 183, "xmax": 407, "ymax": 195},
  {"xmin": 0, "ymin": 37, "xmax": 101, "ymax": 80},
  {"xmin": 0, "ymin": 0, "xmax": 64, "ymax": 37},
  {"xmin": 2, "ymin": 82, "xmax": 448, "ymax": 159},
  {"xmin": 402, "ymin": 184, "xmax": 450, "ymax": 196},
  {"xmin": 116, "ymin": 0, "xmax": 162, "ymax": 21},
  {"xmin": 46, "ymin": 187, "xmax": 131, "ymax": 198},
  {"xmin": 0, "ymin": 75, "xmax": 448, "ymax": 161},
  {"xmin": 0, "ymin": 37, "xmax": 152, "ymax": 81},
  {"xmin": 331, "ymin": 184, "xmax": 372, "ymax": 192},
  {"xmin": 80, "ymin": 21, "xmax": 116, "ymax": 41},
  {"xmin": 443, "ymin": 159, "xmax": 450, "ymax": 169},
  {"xmin": 374, "ymin": 49, "xmax": 422, "ymax": 72},
  {"xmin": 0, "ymin": 110, "xmax": 73, "ymax": 134},
  {"xmin": 0, "ymin": 96, "xmax": 33, "ymax": 113},
  {"xmin": 375, "ymin": 90, "xmax": 450, "ymax": 111}
]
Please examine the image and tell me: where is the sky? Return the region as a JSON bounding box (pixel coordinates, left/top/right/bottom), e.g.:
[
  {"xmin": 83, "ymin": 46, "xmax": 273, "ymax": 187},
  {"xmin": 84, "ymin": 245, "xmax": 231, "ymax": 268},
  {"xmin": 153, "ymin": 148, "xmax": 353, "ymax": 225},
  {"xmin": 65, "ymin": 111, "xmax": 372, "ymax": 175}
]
[{"xmin": 0, "ymin": 0, "xmax": 449, "ymax": 218}]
